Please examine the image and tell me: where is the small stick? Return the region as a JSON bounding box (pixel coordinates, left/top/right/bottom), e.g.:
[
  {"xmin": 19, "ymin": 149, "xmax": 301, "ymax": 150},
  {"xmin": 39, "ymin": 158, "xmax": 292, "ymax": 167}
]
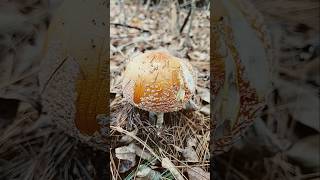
[
  {"xmin": 110, "ymin": 23, "xmax": 151, "ymax": 34},
  {"xmin": 187, "ymin": 0, "xmax": 195, "ymax": 37},
  {"xmin": 144, "ymin": 0, "xmax": 151, "ymax": 11},
  {"xmin": 170, "ymin": 0, "xmax": 180, "ymax": 35},
  {"xmin": 180, "ymin": 4, "xmax": 192, "ymax": 33}
]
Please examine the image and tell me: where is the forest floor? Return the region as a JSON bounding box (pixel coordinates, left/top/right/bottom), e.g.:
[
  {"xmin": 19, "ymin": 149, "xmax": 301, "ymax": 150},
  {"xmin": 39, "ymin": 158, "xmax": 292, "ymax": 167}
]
[{"xmin": 110, "ymin": 1, "xmax": 210, "ymax": 179}]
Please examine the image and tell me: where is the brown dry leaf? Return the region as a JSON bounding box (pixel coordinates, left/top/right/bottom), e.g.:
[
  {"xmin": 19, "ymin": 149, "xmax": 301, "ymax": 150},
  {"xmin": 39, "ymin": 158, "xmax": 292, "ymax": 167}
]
[
  {"xmin": 187, "ymin": 167, "xmax": 210, "ymax": 180},
  {"xmin": 115, "ymin": 143, "xmax": 136, "ymax": 164},
  {"xmin": 136, "ymin": 166, "xmax": 161, "ymax": 180},
  {"xmin": 181, "ymin": 146, "xmax": 199, "ymax": 162},
  {"xmin": 289, "ymin": 92, "xmax": 319, "ymax": 132},
  {"xmin": 115, "ymin": 142, "xmax": 154, "ymax": 171},
  {"xmin": 275, "ymin": 79, "xmax": 320, "ymax": 132},
  {"xmin": 188, "ymin": 51, "xmax": 209, "ymax": 61},
  {"xmin": 200, "ymin": 104, "xmax": 210, "ymax": 115},
  {"xmin": 175, "ymin": 138, "xmax": 199, "ymax": 162},
  {"xmin": 161, "ymin": 157, "xmax": 184, "ymax": 180},
  {"xmin": 197, "ymin": 86, "xmax": 210, "ymax": 103},
  {"xmin": 115, "ymin": 143, "xmax": 137, "ymax": 173},
  {"xmin": 175, "ymin": 137, "xmax": 210, "ymax": 179},
  {"xmin": 286, "ymin": 135, "xmax": 320, "ymax": 170}
]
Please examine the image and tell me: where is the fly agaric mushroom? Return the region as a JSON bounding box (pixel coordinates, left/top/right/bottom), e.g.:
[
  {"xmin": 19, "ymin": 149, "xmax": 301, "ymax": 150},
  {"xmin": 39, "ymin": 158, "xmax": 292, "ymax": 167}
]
[
  {"xmin": 211, "ymin": 0, "xmax": 272, "ymax": 154},
  {"xmin": 122, "ymin": 50, "xmax": 196, "ymax": 129},
  {"xmin": 40, "ymin": 0, "xmax": 108, "ymax": 150}
]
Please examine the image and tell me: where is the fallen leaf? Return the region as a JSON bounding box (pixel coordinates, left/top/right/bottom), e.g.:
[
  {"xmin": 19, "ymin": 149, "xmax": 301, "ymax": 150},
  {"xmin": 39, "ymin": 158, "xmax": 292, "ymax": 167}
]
[
  {"xmin": 286, "ymin": 135, "xmax": 320, "ymax": 170},
  {"xmin": 276, "ymin": 79, "xmax": 320, "ymax": 132},
  {"xmin": 161, "ymin": 157, "xmax": 184, "ymax": 180},
  {"xmin": 136, "ymin": 165, "xmax": 161, "ymax": 180},
  {"xmin": 187, "ymin": 167, "xmax": 210, "ymax": 180},
  {"xmin": 188, "ymin": 51, "xmax": 209, "ymax": 61},
  {"xmin": 200, "ymin": 104, "xmax": 210, "ymax": 115},
  {"xmin": 197, "ymin": 86, "xmax": 210, "ymax": 103},
  {"xmin": 115, "ymin": 143, "xmax": 136, "ymax": 168}
]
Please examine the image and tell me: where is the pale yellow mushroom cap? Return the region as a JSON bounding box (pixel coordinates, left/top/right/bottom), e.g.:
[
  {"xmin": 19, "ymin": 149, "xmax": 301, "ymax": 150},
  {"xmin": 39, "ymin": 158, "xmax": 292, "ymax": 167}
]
[{"xmin": 122, "ymin": 50, "xmax": 196, "ymax": 113}]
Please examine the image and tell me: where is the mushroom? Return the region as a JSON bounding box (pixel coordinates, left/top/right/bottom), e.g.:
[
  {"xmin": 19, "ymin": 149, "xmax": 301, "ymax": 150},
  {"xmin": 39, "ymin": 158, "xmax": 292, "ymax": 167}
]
[
  {"xmin": 41, "ymin": 0, "xmax": 108, "ymax": 149},
  {"xmin": 122, "ymin": 50, "xmax": 196, "ymax": 130}
]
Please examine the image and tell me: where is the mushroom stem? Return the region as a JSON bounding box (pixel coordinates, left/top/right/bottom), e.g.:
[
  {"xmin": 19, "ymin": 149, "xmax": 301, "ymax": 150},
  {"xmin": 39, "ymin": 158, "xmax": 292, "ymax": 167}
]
[
  {"xmin": 148, "ymin": 112, "xmax": 164, "ymax": 128},
  {"xmin": 156, "ymin": 112, "xmax": 164, "ymax": 129},
  {"xmin": 148, "ymin": 112, "xmax": 156, "ymax": 125}
]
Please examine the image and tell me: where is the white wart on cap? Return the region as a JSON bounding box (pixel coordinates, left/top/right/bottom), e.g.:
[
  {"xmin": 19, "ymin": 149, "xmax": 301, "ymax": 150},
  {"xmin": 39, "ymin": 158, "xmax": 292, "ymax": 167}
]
[{"xmin": 122, "ymin": 50, "xmax": 196, "ymax": 113}]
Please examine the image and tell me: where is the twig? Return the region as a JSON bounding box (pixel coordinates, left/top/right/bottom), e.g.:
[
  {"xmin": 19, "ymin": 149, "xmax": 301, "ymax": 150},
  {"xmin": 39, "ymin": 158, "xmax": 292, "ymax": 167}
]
[
  {"xmin": 180, "ymin": 4, "xmax": 192, "ymax": 33},
  {"xmin": 187, "ymin": 0, "xmax": 195, "ymax": 36},
  {"xmin": 170, "ymin": 1, "xmax": 180, "ymax": 35},
  {"xmin": 115, "ymin": 36, "xmax": 150, "ymax": 56},
  {"xmin": 300, "ymin": 172, "xmax": 320, "ymax": 180},
  {"xmin": 181, "ymin": 0, "xmax": 195, "ymax": 47},
  {"xmin": 144, "ymin": 0, "xmax": 151, "ymax": 11},
  {"xmin": 40, "ymin": 57, "xmax": 68, "ymax": 94},
  {"xmin": 110, "ymin": 23, "xmax": 151, "ymax": 34}
]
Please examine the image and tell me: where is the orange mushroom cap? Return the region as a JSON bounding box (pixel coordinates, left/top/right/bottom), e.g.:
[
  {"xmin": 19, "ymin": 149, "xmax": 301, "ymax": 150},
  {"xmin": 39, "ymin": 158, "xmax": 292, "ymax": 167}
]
[{"xmin": 122, "ymin": 50, "xmax": 196, "ymax": 113}]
